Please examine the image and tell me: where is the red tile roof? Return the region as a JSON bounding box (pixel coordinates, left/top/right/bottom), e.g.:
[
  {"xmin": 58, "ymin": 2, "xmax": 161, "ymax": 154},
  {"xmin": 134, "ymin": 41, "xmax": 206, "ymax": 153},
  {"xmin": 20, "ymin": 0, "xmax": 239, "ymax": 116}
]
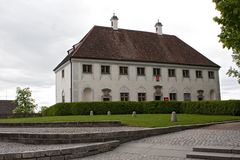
[{"xmin": 54, "ymin": 26, "xmax": 219, "ymax": 71}]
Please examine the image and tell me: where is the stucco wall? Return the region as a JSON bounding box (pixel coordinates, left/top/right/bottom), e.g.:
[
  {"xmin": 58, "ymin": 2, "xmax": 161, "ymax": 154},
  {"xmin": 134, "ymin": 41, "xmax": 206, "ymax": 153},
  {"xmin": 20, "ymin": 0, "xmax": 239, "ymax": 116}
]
[
  {"xmin": 55, "ymin": 62, "xmax": 71, "ymax": 103},
  {"xmin": 56, "ymin": 59, "xmax": 220, "ymax": 103}
]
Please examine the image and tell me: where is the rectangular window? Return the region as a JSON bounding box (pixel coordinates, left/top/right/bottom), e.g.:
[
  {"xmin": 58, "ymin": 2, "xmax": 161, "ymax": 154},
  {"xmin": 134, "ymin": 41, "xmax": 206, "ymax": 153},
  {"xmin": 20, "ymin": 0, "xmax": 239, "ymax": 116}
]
[
  {"xmin": 184, "ymin": 93, "xmax": 191, "ymax": 101},
  {"xmin": 83, "ymin": 64, "xmax": 92, "ymax": 73},
  {"xmin": 119, "ymin": 66, "xmax": 128, "ymax": 75},
  {"xmin": 137, "ymin": 67, "xmax": 145, "ymax": 76},
  {"xmin": 182, "ymin": 70, "xmax": 190, "ymax": 78},
  {"xmin": 196, "ymin": 70, "xmax": 203, "ymax": 78},
  {"xmin": 168, "ymin": 69, "xmax": 176, "ymax": 77},
  {"xmin": 169, "ymin": 93, "xmax": 177, "ymax": 101},
  {"xmin": 61, "ymin": 69, "xmax": 64, "ymax": 78},
  {"xmin": 101, "ymin": 65, "xmax": 110, "ymax": 74},
  {"xmin": 153, "ymin": 68, "xmax": 161, "ymax": 76},
  {"xmin": 208, "ymin": 71, "xmax": 215, "ymax": 79},
  {"xmin": 138, "ymin": 93, "xmax": 146, "ymax": 101},
  {"xmin": 120, "ymin": 93, "xmax": 129, "ymax": 101}
]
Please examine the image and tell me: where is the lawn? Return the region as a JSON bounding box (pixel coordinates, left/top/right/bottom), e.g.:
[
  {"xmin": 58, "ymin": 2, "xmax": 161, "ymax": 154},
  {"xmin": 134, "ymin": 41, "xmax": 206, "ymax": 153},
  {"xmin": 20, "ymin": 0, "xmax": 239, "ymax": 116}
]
[{"xmin": 0, "ymin": 114, "xmax": 239, "ymax": 128}]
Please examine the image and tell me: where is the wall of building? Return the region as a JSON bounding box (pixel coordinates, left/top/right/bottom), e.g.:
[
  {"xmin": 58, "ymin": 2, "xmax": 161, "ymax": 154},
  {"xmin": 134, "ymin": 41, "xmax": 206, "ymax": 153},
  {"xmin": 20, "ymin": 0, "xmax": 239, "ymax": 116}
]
[
  {"xmin": 56, "ymin": 59, "xmax": 220, "ymax": 102},
  {"xmin": 56, "ymin": 58, "xmax": 220, "ymax": 103},
  {"xmin": 55, "ymin": 62, "xmax": 71, "ymax": 103}
]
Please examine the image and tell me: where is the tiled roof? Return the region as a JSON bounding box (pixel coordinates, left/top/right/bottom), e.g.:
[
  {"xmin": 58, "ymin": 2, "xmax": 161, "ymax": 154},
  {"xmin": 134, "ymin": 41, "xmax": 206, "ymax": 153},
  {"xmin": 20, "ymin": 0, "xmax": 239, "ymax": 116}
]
[
  {"xmin": 54, "ymin": 26, "xmax": 219, "ymax": 71},
  {"xmin": 0, "ymin": 100, "xmax": 16, "ymax": 115}
]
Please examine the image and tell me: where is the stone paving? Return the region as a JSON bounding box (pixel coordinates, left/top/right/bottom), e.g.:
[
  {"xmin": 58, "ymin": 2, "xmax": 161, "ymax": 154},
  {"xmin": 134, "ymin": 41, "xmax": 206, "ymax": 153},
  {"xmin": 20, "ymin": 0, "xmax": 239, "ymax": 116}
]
[
  {"xmin": 78, "ymin": 122, "xmax": 240, "ymax": 160},
  {"xmin": 0, "ymin": 142, "xmax": 90, "ymax": 154},
  {"xmin": 0, "ymin": 126, "xmax": 147, "ymax": 134}
]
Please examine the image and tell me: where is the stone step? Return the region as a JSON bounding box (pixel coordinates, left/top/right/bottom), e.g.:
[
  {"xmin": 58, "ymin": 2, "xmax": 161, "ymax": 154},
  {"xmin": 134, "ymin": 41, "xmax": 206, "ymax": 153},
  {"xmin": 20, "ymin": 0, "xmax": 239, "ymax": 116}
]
[
  {"xmin": 193, "ymin": 146, "xmax": 240, "ymax": 154},
  {"xmin": 186, "ymin": 151, "xmax": 240, "ymax": 160}
]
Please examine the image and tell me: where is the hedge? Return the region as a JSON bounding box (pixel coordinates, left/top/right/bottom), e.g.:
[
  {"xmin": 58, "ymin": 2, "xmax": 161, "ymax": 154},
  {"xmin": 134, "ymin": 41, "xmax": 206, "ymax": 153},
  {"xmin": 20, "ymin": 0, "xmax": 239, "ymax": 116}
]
[{"xmin": 43, "ymin": 100, "xmax": 240, "ymax": 116}]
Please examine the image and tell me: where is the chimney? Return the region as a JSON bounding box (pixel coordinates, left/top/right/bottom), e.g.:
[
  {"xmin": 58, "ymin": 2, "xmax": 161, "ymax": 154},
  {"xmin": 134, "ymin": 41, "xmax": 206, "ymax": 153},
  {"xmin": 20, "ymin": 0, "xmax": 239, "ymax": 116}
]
[
  {"xmin": 155, "ymin": 19, "xmax": 163, "ymax": 35},
  {"xmin": 110, "ymin": 13, "xmax": 119, "ymax": 30}
]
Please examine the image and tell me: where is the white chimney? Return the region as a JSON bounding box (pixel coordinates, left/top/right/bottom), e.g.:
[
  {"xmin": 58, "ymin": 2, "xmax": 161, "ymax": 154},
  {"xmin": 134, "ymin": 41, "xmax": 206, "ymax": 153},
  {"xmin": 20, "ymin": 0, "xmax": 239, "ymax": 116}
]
[
  {"xmin": 155, "ymin": 20, "xmax": 163, "ymax": 35},
  {"xmin": 110, "ymin": 13, "xmax": 119, "ymax": 30}
]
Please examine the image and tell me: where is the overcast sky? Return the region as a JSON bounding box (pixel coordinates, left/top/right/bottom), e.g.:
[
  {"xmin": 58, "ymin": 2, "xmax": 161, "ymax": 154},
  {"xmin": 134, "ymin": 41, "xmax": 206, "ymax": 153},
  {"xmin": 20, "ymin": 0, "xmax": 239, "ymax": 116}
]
[{"xmin": 0, "ymin": 0, "xmax": 239, "ymax": 107}]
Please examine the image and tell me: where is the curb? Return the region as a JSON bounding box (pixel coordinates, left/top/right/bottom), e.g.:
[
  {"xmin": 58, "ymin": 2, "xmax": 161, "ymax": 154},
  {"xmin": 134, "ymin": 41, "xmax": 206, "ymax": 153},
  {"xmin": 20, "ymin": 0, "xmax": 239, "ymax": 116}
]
[
  {"xmin": 1, "ymin": 120, "xmax": 239, "ymax": 144},
  {"xmin": 0, "ymin": 140, "xmax": 120, "ymax": 160},
  {"xmin": 0, "ymin": 121, "xmax": 123, "ymax": 128}
]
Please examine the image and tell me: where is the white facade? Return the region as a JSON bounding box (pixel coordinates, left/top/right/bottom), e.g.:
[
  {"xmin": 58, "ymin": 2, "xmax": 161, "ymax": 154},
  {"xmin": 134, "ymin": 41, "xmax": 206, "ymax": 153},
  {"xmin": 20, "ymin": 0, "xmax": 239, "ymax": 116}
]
[{"xmin": 55, "ymin": 58, "xmax": 220, "ymax": 103}]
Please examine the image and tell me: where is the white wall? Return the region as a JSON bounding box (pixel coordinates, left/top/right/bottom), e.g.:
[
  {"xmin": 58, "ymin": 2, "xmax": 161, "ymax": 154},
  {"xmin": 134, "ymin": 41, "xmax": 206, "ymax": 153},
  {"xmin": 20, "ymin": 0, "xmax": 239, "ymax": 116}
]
[
  {"xmin": 55, "ymin": 62, "xmax": 71, "ymax": 103},
  {"xmin": 56, "ymin": 58, "xmax": 221, "ymax": 103}
]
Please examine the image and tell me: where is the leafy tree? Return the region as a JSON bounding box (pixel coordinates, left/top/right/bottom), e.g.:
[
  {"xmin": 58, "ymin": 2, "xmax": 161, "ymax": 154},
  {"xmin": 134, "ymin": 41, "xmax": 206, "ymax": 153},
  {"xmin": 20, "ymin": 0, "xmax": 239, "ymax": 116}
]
[
  {"xmin": 13, "ymin": 87, "xmax": 37, "ymax": 114},
  {"xmin": 213, "ymin": 0, "xmax": 240, "ymax": 83}
]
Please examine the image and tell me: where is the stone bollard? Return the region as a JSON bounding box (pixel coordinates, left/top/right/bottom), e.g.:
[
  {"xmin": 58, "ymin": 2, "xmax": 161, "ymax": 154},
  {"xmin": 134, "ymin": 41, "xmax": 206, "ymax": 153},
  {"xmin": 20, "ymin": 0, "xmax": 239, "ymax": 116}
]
[
  {"xmin": 107, "ymin": 111, "xmax": 111, "ymax": 116},
  {"xmin": 132, "ymin": 111, "xmax": 136, "ymax": 117},
  {"xmin": 90, "ymin": 110, "xmax": 94, "ymax": 116},
  {"xmin": 171, "ymin": 111, "xmax": 177, "ymax": 122}
]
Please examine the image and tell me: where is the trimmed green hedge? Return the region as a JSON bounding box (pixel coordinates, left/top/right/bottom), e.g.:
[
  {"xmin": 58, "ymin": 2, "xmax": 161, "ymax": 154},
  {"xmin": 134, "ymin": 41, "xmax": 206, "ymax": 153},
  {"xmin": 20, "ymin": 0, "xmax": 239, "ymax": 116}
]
[{"xmin": 43, "ymin": 100, "xmax": 240, "ymax": 116}]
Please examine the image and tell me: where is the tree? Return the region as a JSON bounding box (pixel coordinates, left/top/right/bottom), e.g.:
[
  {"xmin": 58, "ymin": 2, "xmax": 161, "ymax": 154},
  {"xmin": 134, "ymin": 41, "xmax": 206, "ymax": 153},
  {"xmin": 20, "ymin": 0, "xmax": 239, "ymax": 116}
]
[
  {"xmin": 213, "ymin": 0, "xmax": 240, "ymax": 83},
  {"xmin": 13, "ymin": 87, "xmax": 37, "ymax": 114}
]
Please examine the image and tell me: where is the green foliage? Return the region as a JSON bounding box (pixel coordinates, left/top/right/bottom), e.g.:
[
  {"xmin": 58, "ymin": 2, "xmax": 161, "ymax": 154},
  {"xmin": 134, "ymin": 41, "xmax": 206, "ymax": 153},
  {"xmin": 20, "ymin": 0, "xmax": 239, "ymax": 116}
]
[
  {"xmin": 213, "ymin": 0, "xmax": 240, "ymax": 82},
  {"xmin": 43, "ymin": 101, "xmax": 180, "ymax": 116},
  {"xmin": 43, "ymin": 100, "xmax": 240, "ymax": 116},
  {"xmin": 13, "ymin": 87, "xmax": 37, "ymax": 114}
]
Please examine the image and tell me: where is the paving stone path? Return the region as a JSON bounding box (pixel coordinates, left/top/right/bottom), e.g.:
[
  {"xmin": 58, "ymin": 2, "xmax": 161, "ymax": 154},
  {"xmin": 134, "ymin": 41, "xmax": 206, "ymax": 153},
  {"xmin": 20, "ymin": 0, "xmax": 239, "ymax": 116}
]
[
  {"xmin": 0, "ymin": 126, "xmax": 147, "ymax": 134},
  {"xmin": 78, "ymin": 122, "xmax": 240, "ymax": 160},
  {"xmin": 0, "ymin": 142, "xmax": 89, "ymax": 154}
]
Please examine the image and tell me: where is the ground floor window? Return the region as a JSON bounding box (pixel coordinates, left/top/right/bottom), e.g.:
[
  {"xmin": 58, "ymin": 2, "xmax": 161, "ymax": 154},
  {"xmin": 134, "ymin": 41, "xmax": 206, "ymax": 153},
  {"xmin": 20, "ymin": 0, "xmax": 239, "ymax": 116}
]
[
  {"xmin": 103, "ymin": 97, "xmax": 110, "ymax": 101},
  {"xmin": 155, "ymin": 96, "xmax": 161, "ymax": 101},
  {"xmin": 184, "ymin": 93, "xmax": 191, "ymax": 101},
  {"xmin": 120, "ymin": 93, "xmax": 129, "ymax": 101},
  {"xmin": 138, "ymin": 93, "xmax": 146, "ymax": 101},
  {"xmin": 169, "ymin": 93, "xmax": 177, "ymax": 101}
]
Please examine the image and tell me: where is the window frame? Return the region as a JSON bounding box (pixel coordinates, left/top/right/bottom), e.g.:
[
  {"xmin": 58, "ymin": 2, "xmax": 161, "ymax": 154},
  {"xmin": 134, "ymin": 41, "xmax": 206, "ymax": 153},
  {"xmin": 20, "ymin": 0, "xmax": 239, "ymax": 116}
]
[
  {"xmin": 101, "ymin": 65, "xmax": 110, "ymax": 74},
  {"xmin": 119, "ymin": 66, "xmax": 128, "ymax": 75},
  {"xmin": 82, "ymin": 64, "xmax": 92, "ymax": 73},
  {"xmin": 182, "ymin": 70, "xmax": 190, "ymax": 78},
  {"xmin": 196, "ymin": 70, "xmax": 203, "ymax": 78},
  {"xmin": 169, "ymin": 93, "xmax": 177, "ymax": 101},
  {"xmin": 137, "ymin": 67, "xmax": 145, "ymax": 76},
  {"xmin": 208, "ymin": 71, "xmax": 215, "ymax": 79},
  {"xmin": 183, "ymin": 93, "xmax": 191, "ymax": 101},
  {"xmin": 153, "ymin": 68, "xmax": 161, "ymax": 76},
  {"xmin": 168, "ymin": 69, "xmax": 176, "ymax": 77},
  {"xmin": 138, "ymin": 93, "xmax": 146, "ymax": 101},
  {"xmin": 120, "ymin": 92, "xmax": 129, "ymax": 101},
  {"xmin": 61, "ymin": 69, "xmax": 64, "ymax": 78}
]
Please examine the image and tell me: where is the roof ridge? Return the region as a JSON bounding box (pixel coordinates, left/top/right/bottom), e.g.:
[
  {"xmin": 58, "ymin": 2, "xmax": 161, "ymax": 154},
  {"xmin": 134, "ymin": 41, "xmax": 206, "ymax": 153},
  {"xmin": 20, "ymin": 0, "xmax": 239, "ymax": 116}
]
[{"xmin": 93, "ymin": 25, "xmax": 175, "ymax": 37}]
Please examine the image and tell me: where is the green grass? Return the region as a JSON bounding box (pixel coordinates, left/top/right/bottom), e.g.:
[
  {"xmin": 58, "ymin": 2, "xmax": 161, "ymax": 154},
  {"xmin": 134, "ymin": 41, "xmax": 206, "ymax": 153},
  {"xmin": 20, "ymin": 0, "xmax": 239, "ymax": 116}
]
[{"xmin": 0, "ymin": 114, "xmax": 239, "ymax": 128}]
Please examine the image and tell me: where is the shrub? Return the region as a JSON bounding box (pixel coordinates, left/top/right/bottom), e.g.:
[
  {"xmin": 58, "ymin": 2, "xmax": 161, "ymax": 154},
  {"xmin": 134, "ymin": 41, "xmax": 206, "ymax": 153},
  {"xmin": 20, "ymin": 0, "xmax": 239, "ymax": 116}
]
[{"xmin": 43, "ymin": 100, "xmax": 240, "ymax": 116}]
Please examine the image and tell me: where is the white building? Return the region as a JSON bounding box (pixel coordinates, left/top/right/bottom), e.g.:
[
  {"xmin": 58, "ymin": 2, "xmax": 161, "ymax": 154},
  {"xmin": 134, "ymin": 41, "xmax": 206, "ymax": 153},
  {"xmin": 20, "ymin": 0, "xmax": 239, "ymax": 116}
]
[{"xmin": 54, "ymin": 14, "xmax": 221, "ymax": 103}]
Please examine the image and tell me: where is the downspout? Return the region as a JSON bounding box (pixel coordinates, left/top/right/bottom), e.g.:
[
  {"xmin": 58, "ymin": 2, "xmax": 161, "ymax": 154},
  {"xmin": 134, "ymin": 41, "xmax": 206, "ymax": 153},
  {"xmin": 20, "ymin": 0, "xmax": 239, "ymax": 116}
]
[{"xmin": 70, "ymin": 58, "xmax": 73, "ymax": 102}]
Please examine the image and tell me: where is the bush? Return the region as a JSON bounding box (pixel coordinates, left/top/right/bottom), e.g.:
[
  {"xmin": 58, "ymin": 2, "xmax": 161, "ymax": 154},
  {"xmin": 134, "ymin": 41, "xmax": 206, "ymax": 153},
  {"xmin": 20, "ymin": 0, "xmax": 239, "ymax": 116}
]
[{"xmin": 43, "ymin": 100, "xmax": 240, "ymax": 116}]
